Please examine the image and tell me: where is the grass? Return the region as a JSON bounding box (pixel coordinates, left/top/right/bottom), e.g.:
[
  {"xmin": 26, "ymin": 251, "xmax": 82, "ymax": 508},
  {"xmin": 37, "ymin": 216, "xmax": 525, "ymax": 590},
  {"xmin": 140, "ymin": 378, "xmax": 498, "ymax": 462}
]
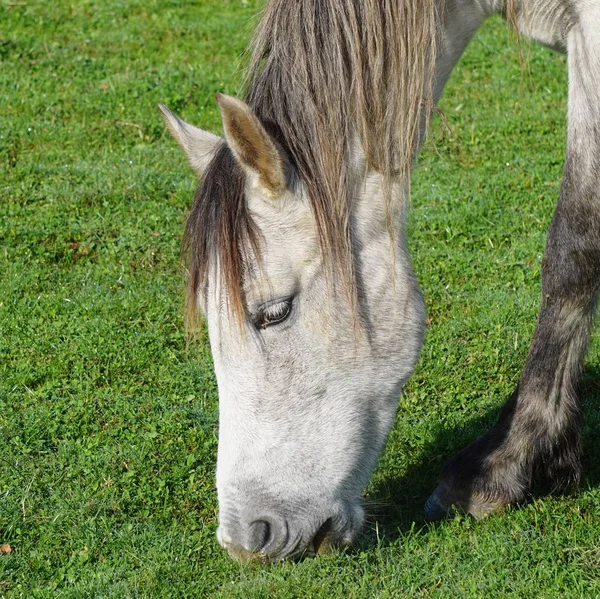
[{"xmin": 1, "ymin": 1, "xmax": 599, "ymax": 597}]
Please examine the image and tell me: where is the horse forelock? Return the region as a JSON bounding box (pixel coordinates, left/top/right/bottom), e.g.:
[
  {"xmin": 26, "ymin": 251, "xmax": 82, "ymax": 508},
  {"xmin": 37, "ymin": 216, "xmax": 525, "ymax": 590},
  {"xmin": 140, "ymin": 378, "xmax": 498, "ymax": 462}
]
[
  {"xmin": 185, "ymin": 0, "xmax": 443, "ymax": 329},
  {"xmin": 184, "ymin": 143, "xmax": 260, "ymax": 331}
]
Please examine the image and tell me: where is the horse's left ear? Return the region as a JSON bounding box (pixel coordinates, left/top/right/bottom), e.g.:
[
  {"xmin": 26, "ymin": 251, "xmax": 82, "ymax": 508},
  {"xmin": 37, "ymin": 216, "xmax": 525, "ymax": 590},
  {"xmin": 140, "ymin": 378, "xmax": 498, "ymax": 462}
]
[
  {"xmin": 216, "ymin": 94, "xmax": 288, "ymax": 196},
  {"xmin": 158, "ymin": 104, "xmax": 221, "ymax": 178}
]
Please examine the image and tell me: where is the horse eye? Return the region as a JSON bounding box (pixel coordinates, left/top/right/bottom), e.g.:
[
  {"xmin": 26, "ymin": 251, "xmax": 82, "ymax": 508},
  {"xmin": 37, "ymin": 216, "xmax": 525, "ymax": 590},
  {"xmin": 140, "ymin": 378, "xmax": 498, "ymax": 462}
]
[{"xmin": 256, "ymin": 299, "xmax": 292, "ymax": 329}]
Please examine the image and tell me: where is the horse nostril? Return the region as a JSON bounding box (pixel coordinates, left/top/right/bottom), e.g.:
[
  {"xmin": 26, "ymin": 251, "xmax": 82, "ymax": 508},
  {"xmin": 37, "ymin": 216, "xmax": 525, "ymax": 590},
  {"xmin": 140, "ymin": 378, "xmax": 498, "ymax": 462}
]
[{"xmin": 248, "ymin": 519, "xmax": 272, "ymax": 553}]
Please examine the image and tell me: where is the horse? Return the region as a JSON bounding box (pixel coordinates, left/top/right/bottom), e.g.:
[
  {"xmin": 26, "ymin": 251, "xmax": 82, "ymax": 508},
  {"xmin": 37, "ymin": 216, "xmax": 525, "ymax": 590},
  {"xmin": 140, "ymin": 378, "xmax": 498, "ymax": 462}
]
[{"xmin": 159, "ymin": 0, "xmax": 600, "ymax": 562}]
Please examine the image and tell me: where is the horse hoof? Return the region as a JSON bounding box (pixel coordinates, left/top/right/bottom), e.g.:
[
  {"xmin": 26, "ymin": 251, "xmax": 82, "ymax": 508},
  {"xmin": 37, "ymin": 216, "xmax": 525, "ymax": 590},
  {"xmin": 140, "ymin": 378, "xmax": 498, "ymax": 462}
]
[
  {"xmin": 424, "ymin": 484, "xmax": 504, "ymax": 520},
  {"xmin": 424, "ymin": 490, "xmax": 453, "ymax": 520}
]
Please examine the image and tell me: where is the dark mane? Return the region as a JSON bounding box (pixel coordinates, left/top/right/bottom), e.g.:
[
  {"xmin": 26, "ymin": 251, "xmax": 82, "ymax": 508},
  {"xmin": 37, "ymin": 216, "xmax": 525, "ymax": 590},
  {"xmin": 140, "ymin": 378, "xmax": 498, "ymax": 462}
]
[{"xmin": 185, "ymin": 0, "xmax": 442, "ymax": 326}]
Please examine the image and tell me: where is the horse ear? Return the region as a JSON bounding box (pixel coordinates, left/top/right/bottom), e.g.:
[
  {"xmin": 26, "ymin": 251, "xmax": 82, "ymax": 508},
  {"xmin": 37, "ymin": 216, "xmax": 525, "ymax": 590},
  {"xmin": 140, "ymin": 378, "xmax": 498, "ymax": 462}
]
[
  {"xmin": 215, "ymin": 94, "xmax": 287, "ymax": 196},
  {"xmin": 158, "ymin": 104, "xmax": 221, "ymax": 177}
]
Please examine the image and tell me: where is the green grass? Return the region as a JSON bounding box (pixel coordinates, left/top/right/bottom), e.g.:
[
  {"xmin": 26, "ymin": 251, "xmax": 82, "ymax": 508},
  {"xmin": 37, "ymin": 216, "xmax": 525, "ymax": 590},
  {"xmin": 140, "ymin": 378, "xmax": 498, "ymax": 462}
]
[{"xmin": 1, "ymin": 1, "xmax": 599, "ymax": 597}]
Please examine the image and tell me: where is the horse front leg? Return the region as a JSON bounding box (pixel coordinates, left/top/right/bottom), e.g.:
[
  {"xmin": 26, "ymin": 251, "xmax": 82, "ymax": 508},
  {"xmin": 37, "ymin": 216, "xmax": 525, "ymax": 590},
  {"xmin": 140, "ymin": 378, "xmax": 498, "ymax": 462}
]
[{"xmin": 426, "ymin": 13, "xmax": 600, "ymax": 519}]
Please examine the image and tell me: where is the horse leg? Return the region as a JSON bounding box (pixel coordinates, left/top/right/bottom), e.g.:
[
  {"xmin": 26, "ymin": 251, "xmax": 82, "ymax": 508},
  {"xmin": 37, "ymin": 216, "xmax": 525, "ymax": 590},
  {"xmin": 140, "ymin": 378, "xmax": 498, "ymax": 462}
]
[{"xmin": 426, "ymin": 12, "xmax": 600, "ymax": 518}]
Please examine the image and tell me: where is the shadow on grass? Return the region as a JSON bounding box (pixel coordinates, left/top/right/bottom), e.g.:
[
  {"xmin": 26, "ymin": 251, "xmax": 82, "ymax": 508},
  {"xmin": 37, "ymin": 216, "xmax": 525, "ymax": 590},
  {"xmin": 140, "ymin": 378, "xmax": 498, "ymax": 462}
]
[{"xmin": 359, "ymin": 364, "xmax": 600, "ymax": 547}]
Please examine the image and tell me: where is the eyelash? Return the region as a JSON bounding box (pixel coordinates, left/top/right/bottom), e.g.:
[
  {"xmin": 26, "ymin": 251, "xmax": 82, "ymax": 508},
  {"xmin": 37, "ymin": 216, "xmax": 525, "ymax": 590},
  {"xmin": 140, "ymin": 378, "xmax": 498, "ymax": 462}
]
[{"xmin": 255, "ymin": 298, "xmax": 293, "ymax": 329}]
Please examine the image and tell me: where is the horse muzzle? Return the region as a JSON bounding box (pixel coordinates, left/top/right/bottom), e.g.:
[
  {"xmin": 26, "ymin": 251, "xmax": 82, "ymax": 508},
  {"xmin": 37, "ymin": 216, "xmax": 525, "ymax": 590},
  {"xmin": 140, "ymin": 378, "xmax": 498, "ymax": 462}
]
[{"xmin": 216, "ymin": 499, "xmax": 362, "ymax": 562}]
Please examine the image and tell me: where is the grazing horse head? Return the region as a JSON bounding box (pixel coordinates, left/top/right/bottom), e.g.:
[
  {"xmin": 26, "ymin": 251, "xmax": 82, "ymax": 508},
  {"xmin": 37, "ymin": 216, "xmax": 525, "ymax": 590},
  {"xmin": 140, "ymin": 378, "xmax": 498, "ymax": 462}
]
[
  {"xmin": 160, "ymin": 0, "xmax": 442, "ymax": 562},
  {"xmin": 160, "ymin": 93, "xmax": 426, "ymax": 560}
]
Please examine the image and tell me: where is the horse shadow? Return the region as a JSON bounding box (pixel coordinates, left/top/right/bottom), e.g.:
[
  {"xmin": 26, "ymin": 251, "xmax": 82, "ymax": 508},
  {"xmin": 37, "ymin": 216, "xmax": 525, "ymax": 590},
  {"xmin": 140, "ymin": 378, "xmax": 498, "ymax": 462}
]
[{"xmin": 359, "ymin": 365, "xmax": 600, "ymax": 548}]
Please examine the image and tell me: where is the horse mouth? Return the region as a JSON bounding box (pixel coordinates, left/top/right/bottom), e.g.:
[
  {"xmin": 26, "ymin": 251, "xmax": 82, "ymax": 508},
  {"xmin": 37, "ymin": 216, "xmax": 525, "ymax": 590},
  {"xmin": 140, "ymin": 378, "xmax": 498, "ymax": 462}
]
[{"xmin": 302, "ymin": 518, "xmax": 333, "ymax": 558}]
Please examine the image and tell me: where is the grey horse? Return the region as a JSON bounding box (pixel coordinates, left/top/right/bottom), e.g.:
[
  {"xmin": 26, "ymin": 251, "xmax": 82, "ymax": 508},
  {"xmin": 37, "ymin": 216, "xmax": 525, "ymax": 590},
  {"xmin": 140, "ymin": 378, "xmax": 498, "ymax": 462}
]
[{"xmin": 160, "ymin": 0, "xmax": 600, "ymax": 562}]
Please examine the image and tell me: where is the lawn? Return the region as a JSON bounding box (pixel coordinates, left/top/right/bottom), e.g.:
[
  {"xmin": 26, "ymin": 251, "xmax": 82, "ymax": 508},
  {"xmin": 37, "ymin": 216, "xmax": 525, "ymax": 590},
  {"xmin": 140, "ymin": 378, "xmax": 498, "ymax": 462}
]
[{"xmin": 1, "ymin": 1, "xmax": 599, "ymax": 597}]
